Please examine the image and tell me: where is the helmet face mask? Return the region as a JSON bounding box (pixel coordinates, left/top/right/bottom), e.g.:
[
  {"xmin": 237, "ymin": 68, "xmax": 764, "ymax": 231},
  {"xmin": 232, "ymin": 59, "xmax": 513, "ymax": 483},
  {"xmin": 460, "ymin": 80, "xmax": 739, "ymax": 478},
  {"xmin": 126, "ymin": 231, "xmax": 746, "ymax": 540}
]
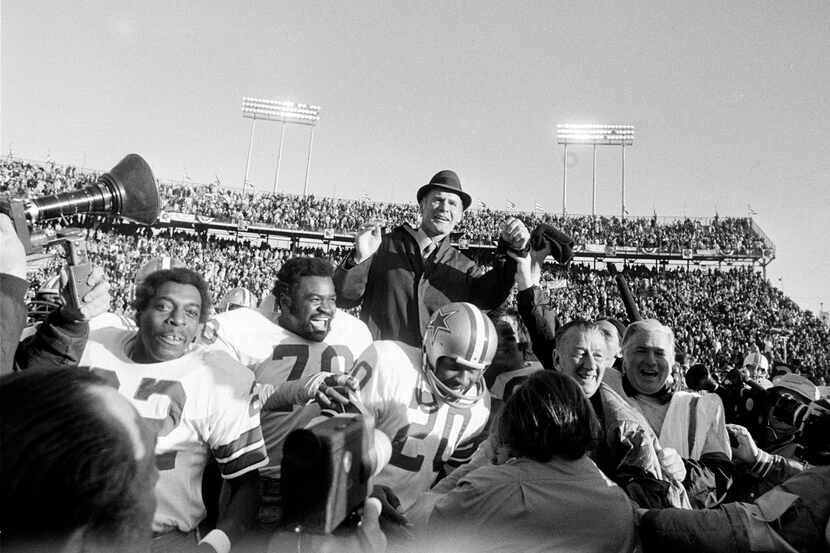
[
  {"xmin": 28, "ymin": 275, "xmax": 63, "ymax": 323},
  {"xmin": 421, "ymin": 302, "xmax": 498, "ymax": 407},
  {"xmin": 27, "ymin": 296, "xmax": 63, "ymax": 323}
]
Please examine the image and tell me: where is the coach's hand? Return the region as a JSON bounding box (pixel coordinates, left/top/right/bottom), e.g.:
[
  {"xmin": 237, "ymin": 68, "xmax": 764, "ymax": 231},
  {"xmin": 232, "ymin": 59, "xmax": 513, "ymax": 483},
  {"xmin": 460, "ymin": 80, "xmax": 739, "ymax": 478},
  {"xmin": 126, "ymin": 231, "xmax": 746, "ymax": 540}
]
[
  {"xmin": 500, "ymin": 217, "xmax": 530, "ymax": 252},
  {"xmin": 354, "ymin": 221, "xmax": 383, "ymax": 264}
]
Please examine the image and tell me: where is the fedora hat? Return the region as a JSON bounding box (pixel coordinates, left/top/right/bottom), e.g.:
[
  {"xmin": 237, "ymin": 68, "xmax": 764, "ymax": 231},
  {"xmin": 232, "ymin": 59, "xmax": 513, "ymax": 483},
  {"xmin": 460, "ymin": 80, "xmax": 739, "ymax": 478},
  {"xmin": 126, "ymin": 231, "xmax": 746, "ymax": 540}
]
[{"xmin": 416, "ymin": 169, "xmax": 472, "ymax": 210}]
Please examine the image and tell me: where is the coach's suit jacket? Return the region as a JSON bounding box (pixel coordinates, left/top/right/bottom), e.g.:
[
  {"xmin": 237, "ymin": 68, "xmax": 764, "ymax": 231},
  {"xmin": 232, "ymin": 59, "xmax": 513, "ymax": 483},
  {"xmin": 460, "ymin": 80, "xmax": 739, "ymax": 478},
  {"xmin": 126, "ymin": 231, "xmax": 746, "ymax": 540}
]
[{"xmin": 334, "ymin": 223, "xmax": 516, "ymax": 348}]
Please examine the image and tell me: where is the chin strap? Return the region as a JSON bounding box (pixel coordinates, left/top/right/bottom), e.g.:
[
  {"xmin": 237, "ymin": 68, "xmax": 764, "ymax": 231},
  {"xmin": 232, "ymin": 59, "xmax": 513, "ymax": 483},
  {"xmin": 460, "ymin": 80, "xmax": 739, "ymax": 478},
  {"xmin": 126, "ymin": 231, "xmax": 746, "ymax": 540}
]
[
  {"xmin": 421, "ymin": 352, "xmax": 484, "ymax": 408},
  {"xmin": 622, "ymin": 373, "xmax": 673, "ymax": 405}
]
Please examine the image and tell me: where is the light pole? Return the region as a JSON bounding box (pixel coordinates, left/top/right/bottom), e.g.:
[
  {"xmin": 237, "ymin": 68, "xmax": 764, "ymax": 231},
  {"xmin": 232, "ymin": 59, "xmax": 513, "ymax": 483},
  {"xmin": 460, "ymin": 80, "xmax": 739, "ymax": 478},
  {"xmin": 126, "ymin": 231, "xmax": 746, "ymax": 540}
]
[
  {"xmin": 556, "ymin": 124, "xmax": 634, "ymax": 218},
  {"xmin": 241, "ymin": 97, "xmax": 321, "ymax": 195}
]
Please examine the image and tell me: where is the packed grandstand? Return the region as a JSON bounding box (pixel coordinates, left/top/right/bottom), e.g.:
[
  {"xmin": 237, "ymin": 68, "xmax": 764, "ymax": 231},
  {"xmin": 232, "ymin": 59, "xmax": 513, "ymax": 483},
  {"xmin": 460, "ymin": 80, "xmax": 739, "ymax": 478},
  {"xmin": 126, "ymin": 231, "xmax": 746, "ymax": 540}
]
[{"xmin": 4, "ymin": 155, "xmax": 828, "ymax": 383}]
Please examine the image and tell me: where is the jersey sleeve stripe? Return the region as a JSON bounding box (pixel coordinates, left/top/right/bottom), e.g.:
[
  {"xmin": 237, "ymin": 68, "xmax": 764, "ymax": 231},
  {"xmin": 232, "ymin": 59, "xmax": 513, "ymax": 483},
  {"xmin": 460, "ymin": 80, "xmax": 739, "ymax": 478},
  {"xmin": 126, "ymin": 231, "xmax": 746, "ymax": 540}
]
[
  {"xmin": 218, "ymin": 448, "xmax": 268, "ymax": 479},
  {"xmin": 212, "ymin": 427, "xmax": 265, "ymax": 460},
  {"xmin": 215, "ymin": 440, "xmax": 267, "ymax": 464}
]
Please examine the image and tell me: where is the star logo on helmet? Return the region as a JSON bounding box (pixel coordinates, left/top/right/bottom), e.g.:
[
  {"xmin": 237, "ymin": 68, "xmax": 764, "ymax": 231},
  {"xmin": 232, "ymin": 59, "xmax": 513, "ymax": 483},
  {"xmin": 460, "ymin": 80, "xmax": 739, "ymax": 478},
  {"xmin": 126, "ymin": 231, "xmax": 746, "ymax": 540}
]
[{"xmin": 426, "ymin": 309, "xmax": 457, "ymax": 346}]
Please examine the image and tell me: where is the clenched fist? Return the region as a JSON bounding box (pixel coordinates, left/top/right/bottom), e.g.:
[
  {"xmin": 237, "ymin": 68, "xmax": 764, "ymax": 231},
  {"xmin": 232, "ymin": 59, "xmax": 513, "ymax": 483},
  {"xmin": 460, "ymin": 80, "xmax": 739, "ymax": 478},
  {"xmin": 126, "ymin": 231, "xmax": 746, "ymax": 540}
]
[{"xmin": 500, "ymin": 217, "xmax": 530, "ymax": 252}]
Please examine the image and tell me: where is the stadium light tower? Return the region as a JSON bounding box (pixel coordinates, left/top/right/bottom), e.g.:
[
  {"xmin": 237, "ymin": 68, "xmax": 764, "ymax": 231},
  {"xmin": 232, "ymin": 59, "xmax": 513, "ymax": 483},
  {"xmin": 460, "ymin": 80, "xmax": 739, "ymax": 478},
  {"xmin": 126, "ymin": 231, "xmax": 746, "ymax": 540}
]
[
  {"xmin": 241, "ymin": 97, "xmax": 321, "ymax": 196},
  {"xmin": 556, "ymin": 124, "xmax": 634, "ymax": 218}
]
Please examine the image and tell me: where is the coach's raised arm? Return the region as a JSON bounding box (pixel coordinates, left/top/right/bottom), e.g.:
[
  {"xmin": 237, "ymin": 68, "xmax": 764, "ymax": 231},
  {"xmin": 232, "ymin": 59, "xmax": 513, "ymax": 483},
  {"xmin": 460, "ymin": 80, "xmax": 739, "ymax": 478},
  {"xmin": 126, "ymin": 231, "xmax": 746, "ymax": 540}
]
[{"xmin": 333, "ymin": 169, "xmax": 529, "ymax": 347}]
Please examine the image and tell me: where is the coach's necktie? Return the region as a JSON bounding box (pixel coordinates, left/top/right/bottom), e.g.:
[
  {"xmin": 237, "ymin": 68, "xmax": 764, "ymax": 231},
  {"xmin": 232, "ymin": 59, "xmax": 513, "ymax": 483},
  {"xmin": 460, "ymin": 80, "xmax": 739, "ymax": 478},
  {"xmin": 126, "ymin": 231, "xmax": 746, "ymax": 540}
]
[
  {"xmin": 418, "ymin": 240, "xmax": 437, "ymax": 337},
  {"xmin": 422, "ymin": 240, "xmax": 436, "ymax": 259}
]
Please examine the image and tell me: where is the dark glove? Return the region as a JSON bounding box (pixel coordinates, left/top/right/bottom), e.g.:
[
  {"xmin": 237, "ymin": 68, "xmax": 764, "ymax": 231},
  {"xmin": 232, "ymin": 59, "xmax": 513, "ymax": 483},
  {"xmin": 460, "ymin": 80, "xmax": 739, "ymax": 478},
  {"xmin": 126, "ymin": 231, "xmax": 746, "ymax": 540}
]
[{"xmin": 529, "ymin": 223, "xmax": 574, "ymax": 264}]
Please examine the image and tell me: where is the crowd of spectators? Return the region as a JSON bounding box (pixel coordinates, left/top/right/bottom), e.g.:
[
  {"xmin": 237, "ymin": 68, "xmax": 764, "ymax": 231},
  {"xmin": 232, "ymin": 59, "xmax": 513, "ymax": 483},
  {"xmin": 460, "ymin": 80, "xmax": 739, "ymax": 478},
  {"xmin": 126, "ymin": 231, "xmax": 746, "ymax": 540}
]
[
  {"xmin": 161, "ymin": 182, "xmax": 763, "ymax": 253},
  {"xmin": 2, "ymin": 156, "xmax": 766, "ymax": 254},
  {"xmin": 4, "ymin": 156, "xmax": 825, "ymax": 378}
]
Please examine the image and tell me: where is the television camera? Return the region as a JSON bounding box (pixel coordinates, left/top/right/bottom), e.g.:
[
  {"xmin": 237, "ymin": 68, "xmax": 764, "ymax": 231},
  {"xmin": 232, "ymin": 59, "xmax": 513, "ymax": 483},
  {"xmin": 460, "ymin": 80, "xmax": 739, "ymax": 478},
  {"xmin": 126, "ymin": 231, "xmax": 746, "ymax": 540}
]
[
  {"xmin": 281, "ymin": 413, "xmax": 373, "ymax": 535},
  {"xmin": 0, "ymin": 154, "xmax": 160, "ymax": 312}
]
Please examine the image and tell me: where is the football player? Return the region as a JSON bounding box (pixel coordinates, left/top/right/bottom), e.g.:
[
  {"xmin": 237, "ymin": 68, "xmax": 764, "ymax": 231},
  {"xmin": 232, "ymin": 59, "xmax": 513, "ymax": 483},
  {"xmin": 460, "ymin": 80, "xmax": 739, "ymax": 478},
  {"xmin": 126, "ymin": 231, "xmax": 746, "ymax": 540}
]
[
  {"xmin": 70, "ymin": 267, "xmax": 268, "ymax": 552},
  {"xmin": 344, "ymin": 301, "xmax": 496, "ymax": 525},
  {"xmin": 203, "ymin": 257, "xmax": 374, "ymax": 524},
  {"xmin": 89, "ymin": 255, "xmax": 185, "ymax": 332}
]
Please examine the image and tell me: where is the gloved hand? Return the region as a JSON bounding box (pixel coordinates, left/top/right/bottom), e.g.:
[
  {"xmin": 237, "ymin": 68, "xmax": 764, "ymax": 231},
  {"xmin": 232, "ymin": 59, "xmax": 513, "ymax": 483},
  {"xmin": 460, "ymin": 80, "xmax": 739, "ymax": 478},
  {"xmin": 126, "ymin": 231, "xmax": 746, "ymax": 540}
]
[
  {"xmin": 529, "ymin": 223, "xmax": 574, "ymax": 264},
  {"xmin": 262, "ymin": 372, "xmax": 360, "ymax": 411}
]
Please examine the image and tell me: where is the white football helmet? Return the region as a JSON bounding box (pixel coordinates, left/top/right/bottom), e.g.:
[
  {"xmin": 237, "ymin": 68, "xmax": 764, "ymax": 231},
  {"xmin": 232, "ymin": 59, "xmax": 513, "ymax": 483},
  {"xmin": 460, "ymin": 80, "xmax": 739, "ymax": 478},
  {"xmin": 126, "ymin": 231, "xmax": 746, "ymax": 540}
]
[
  {"xmin": 217, "ymin": 287, "xmax": 257, "ymax": 312},
  {"xmin": 422, "ymin": 302, "xmax": 498, "ymax": 407},
  {"xmin": 134, "ymin": 256, "xmax": 185, "ymax": 290}
]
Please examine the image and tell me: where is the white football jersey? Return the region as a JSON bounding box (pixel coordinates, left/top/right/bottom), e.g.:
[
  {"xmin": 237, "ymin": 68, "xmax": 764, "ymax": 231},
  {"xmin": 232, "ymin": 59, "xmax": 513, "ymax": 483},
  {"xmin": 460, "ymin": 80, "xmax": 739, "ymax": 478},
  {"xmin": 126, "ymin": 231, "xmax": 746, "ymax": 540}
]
[
  {"xmin": 79, "ymin": 327, "xmax": 268, "ymax": 533},
  {"xmin": 206, "ymin": 307, "xmax": 373, "ymax": 477},
  {"xmin": 88, "ymin": 311, "xmax": 136, "ymax": 332},
  {"xmin": 349, "ymin": 341, "xmax": 491, "ymax": 514}
]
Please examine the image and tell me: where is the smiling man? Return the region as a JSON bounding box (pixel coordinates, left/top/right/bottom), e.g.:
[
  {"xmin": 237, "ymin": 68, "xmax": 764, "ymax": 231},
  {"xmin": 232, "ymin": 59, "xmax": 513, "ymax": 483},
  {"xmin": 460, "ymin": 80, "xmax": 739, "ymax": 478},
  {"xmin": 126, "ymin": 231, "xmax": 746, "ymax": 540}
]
[
  {"xmin": 609, "ymin": 318, "xmax": 734, "ymax": 508},
  {"xmin": 553, "ymin": 320, "xmax": 608, "ymax": 397},
  {"xmin": 334, "ymin": 169, "xmax": 529, "ymax": 348},
  {"xmin": 341, "ymin": 302, "xmax": 496, "ymax": 523},
  {"xmin": 71, "ymin": 268, "xmax": 269, "ymax": 553},
  {"xmin": 510, "ymin": 250, "xmax": 690, "ymax": 508},
  {"xmin": 203, "ymin": 257, "xmax": 373, "ymax": 526}
]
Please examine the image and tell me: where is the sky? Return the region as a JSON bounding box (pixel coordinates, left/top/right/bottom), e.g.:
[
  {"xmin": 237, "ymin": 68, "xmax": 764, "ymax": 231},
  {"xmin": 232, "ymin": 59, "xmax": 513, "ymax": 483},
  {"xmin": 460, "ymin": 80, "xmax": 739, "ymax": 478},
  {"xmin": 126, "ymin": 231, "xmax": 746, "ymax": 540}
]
[{"xmin": 2, "ymin": 1, "xmax": 829, "ymax": 311}]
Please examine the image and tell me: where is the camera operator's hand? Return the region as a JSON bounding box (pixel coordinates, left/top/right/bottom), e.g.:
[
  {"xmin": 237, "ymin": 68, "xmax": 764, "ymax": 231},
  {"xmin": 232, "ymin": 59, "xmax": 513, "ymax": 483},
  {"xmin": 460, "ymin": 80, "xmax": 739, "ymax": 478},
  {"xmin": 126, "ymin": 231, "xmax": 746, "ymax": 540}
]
[
  {"xmin": 726, "ymin": 423, "xmax": 760, "ymax": 464},
  {"xmin": 0, "ymin": 213, "xmax": 26, "ymax": 280},
  {"xmin": 59, "ymin": 266, "xmax": 111, "ymax": 322}
]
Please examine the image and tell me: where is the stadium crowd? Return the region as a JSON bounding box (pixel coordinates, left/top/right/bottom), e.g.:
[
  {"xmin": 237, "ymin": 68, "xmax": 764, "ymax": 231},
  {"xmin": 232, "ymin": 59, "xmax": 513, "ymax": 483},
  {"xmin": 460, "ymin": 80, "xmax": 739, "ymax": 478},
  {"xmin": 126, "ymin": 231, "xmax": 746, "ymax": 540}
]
[
  {"xmin": 3, "ymin": 157, "xmax": 830, "ymax": 553},
  {"xmin": 3, "ymin": 156, "xmax": 765, "ymax": 253},
  {"xmin": 162, "ymin": 182, "xmax": 765, "ymax": 253}
]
